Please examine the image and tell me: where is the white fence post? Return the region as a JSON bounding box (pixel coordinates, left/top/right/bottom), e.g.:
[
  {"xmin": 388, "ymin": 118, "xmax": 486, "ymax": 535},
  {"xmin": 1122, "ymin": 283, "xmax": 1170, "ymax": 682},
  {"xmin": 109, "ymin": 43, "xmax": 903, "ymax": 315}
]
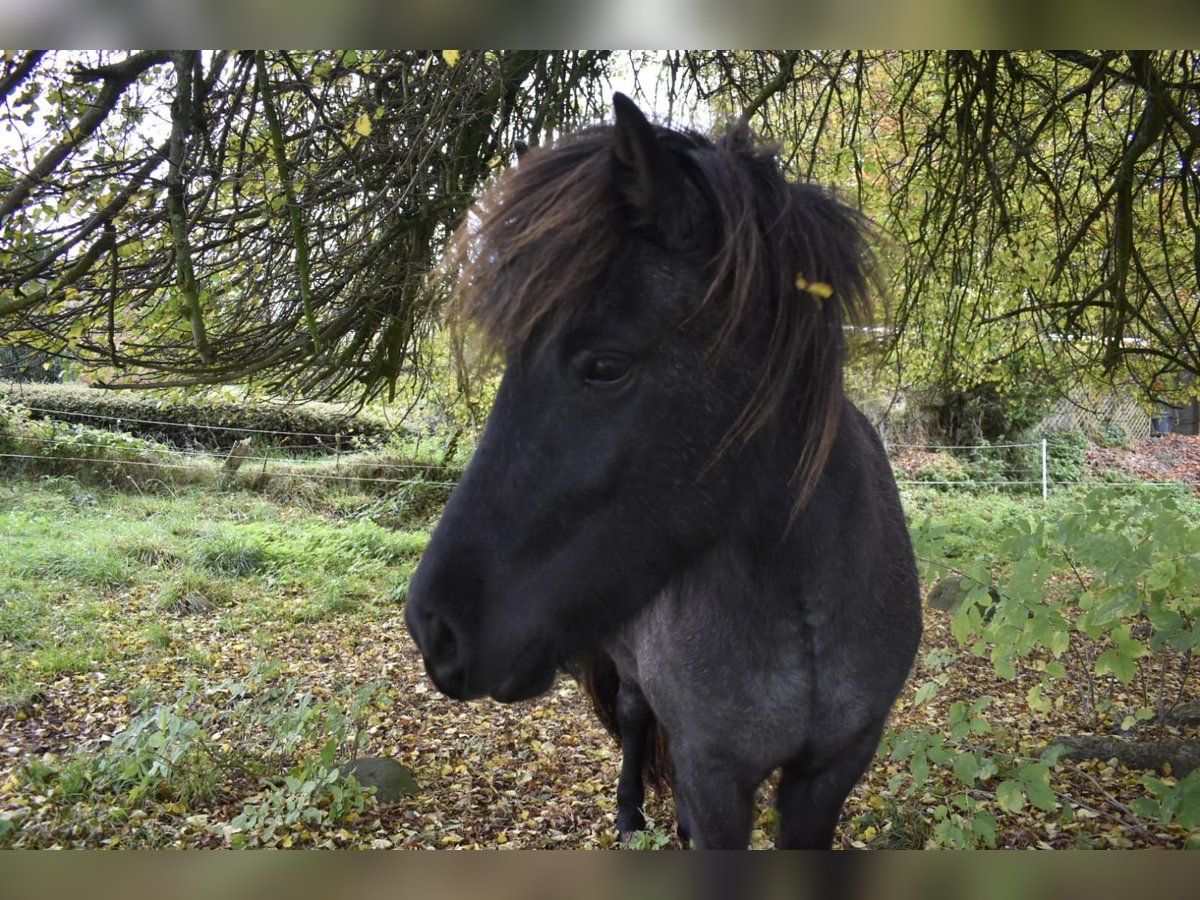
[{"xmin": 1041, "ymin": 438, "xmax": 1049, "ymax": 500}]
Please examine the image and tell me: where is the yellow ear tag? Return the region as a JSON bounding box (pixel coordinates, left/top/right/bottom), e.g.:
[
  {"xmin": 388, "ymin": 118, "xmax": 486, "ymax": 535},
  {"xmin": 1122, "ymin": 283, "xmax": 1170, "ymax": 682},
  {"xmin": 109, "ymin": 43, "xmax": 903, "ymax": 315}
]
[{"xmin": 795, "ymin": 275, "xmax": 834, "ymax": 300}]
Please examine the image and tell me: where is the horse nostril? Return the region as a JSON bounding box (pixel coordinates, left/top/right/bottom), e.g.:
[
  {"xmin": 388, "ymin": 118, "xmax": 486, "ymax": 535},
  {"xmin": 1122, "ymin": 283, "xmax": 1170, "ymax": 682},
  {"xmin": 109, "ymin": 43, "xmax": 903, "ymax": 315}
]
[{"xmin": 422, "ymin": 610, "xmax": 459, "ymax": 664}]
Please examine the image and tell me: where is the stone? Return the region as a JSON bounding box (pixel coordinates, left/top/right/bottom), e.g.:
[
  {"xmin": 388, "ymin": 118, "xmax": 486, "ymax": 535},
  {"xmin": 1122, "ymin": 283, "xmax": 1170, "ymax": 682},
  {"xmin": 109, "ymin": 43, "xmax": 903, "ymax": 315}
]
[
  {"xmin": 926, "ymin": 573, "xmax": 1000, "ymax": 615},
  {"xmin": 338, "ymin": 757, "xmax": 419, "ymax": 803}
]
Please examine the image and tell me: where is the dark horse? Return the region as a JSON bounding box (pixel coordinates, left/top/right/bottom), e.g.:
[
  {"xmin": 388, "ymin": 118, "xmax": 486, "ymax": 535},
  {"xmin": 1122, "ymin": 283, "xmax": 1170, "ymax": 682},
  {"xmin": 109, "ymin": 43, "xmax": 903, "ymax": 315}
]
[{"xmin": 405, "ymin": 94, "xmax": 921, "ymax": 849}]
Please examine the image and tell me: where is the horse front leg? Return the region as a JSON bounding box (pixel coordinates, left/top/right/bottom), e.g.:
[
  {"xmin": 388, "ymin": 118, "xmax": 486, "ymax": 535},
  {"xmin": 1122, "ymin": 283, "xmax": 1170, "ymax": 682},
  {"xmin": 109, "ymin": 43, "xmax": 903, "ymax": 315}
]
[
  {"xmin": 774, "ymin": 728, "xmax": 882, "ymax": 849},
  {"xmin": 615, "ymin": 678, "xmax": 652, "ymax": 839},
  {"xmin": 669, "ymin": 748, "xmax": 756, "ymax": 849}
]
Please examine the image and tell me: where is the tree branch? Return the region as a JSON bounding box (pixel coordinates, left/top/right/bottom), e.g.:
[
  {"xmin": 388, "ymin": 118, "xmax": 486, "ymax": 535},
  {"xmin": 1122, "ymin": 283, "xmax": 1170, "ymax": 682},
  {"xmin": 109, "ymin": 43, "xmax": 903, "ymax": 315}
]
[
  {"xmin": 255, "ymin": 50, "xmax": 321, "ymax": 352},
  {"xmin": 0, "ymin": 50, "xmax": 169, "ymax": 227},
  {"xmin": 739, "ymin": 51, "xmax": 801, "ymax": 123},
  {"xmin": 0, "ymin": 50, "xmax": 46, "ymax": 106},
  {"xmin": 165, "ymin": 51, "xmax": 211, "ymax": 364}
]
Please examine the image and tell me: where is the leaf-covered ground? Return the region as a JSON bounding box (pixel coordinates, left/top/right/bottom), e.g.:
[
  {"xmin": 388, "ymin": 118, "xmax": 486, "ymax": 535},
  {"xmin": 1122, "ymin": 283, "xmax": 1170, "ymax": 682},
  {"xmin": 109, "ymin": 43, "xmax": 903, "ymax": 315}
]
[
  {"xmin": 1086, "ymin": 434, "xmax": 1200, "ymax": 497},
  {"xmin": 2, "ymin": 444, "xmax": 1198, "ymax": 848}
]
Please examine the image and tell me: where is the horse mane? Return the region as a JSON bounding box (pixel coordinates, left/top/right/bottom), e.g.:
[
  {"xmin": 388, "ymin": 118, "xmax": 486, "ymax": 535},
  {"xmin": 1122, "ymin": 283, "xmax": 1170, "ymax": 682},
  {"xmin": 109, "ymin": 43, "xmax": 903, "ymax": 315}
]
[{"xmin": 445, "ymin": 116, "xmax": 879, "ymax": 509}]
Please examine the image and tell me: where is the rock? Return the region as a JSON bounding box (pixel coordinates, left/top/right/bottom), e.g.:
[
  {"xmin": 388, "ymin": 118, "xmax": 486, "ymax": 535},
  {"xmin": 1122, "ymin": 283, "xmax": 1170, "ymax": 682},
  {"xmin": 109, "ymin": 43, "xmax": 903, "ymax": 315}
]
[
  {"xmin": 338, "ymin": 757, "xmax": 419, "ymax": 803},
  {"xmin": 926, "ymin": 573, "xmax": 999, "ymax": 614}
]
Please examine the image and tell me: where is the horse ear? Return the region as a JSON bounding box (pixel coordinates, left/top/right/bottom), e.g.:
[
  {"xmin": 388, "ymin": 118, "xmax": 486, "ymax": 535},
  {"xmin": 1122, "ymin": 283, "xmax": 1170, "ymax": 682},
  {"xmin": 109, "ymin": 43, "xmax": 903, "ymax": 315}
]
[{"xmin": 611, "ymin": 93, "xmax": 684, "ymax": 234}]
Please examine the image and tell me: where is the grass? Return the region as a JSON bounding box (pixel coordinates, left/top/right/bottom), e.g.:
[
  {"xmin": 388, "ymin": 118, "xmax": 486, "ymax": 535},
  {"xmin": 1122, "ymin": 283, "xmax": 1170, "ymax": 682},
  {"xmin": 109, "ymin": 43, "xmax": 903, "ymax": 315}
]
[
  {"xmin": 0, "ymin": 475, "xmax": 429, "ymax": 714},
  {"xmin": 3, "ymin": 437, "xmax": 1198, "ymax": 849}
]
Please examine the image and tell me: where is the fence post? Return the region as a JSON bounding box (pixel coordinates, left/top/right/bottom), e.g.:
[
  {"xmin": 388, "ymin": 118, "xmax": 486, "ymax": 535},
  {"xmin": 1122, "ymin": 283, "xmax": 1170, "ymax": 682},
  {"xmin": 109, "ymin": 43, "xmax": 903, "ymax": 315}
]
[{"xmin": 1041, "ymin": 438, "xmax": 1049, "ymax": 501}]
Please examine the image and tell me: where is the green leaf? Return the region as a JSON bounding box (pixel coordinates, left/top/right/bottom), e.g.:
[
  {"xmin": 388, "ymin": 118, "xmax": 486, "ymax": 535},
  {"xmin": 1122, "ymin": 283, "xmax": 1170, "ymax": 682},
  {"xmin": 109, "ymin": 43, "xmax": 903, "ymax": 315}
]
[
  {"xmin": 972, "ymin": 810, "xmax": 998, "ymax": 847},
  {"xmin": 1096, "ymin": 649, "xmax": 1137, "ymax": 683},
  {"xmin": 927, "ymin": 745, "xmax": 955, "ymax": 766},
  {"xmin": 953, "ymin": 752, "xmax": 980, "ymax": 785},
  {"xmin": 1129, "ymin": 797, "xmax": 1159, "ymax": 818},
  {"xmin": 1113, "ymin": 629, "xmax": 1149, "ymax": 659},
  {"xmin": 1048, "ymin": 628, "xmax": 1071, "ymax": 658},
  {"xmin": 909, "ymin": 748, "xmax": 929, "ymax": 791},
  {"xmin": 1020, "ymin": 765, "xmax": 1058, "ymax": 812},
  {"xmin": 996, "ymin": 780, "xmax": 1025, "ymax": 813},
  {"xmin": 1090, "ymin": 589, "xmax": 1142, "ymax": 626},
  {"xmin": 991, "ymin": 643, "xmax": 1016, "ymax": 679},
  {"xmin": 912, "ymin": 680, "xmax": 939, "ymax": 707},
  {"xmin": 1145, "ymin": 559, "xmax": 1178, "ymax": 592},
  {"xmin": 1026, "ymin": 682, "xmax": 1051, "ymax": 714}
]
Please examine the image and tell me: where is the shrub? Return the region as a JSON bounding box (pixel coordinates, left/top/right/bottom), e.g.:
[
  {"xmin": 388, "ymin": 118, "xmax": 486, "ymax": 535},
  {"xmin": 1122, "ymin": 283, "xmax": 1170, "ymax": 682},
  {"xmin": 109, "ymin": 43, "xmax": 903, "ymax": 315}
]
[
  {"xmin": 1092, "ymin": 421, "xmax": 1130, "ymax": 449},
  {"xmin": 0, "ymin": 401, "xmax": 201, "ymax": 489},
  {"xmin": 17, "ymin": 661, "xmax": 391, "ymax": 843},
  {"xmin": 913, "ymin": 453, "xmax": 971, "ymax": 488},
  {"xmin": 1043, "ymin": 427, "xmax": 1090, "ymax": 486},
  {"xmin": 896, "ymin": 486, "xmax": 1200, "ymax": 848},
  {"xmin": 0, "ymin": 381, "xmax": 391, "ymax": 452}
]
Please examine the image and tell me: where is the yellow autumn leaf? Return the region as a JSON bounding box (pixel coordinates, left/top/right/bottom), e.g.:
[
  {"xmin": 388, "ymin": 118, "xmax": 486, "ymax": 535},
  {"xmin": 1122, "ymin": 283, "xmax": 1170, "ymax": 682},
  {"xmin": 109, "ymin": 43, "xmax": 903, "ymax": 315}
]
[
  {"xmin": 354, "ymin": 113, "xmax": 372, "ymax": 137},
  {"xmin": 442, "ymin": 50, "xmax": 460, "ymax": 68}
]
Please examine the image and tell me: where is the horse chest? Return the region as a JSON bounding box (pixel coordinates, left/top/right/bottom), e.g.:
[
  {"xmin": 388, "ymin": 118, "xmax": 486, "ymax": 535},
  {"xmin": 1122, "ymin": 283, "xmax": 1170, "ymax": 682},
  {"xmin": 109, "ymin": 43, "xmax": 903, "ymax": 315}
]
[{"xmin": 604, "ymin": 591, "xmax": 832, "ymax": 770}]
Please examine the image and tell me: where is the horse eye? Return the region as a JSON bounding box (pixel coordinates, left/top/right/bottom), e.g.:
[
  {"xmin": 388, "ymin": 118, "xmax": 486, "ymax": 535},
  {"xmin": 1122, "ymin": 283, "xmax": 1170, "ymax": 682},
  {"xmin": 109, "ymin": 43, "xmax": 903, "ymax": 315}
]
[{"xmin": 583, "ymin": 354, "xmax": 631, "ymax": 385}]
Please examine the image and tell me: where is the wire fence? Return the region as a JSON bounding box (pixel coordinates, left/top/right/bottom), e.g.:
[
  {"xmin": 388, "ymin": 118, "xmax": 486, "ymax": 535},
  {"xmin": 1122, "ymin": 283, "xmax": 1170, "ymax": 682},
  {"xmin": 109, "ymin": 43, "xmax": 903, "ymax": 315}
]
[
  {"xmin": 888, "ymin": 438, "xmax": 1191, "ymax": 497},
  {"xmin": 13, "ymin": 404, "xmax": 371, "ymax": 442},
  {"xmin": 890, "ymin": 438, "xmax": 1050, "ymax": 498},
  {"xmin": 0, "ymin": 404, "xmax": 461, "ymax": 490},
  {"xmin": 1, "ymin": 405, "xmax": 1194, "ymax": 497}
]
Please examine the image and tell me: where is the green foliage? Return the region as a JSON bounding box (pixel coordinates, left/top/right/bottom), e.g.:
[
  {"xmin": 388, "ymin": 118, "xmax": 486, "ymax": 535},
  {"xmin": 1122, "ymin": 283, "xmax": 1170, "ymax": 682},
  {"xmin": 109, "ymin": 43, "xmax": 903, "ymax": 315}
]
[
  {"xmin": 20, "ymin": 661, "xmax": 389, "ymax": 835},
  {"xmin": 1, "ymin": 397, "xmax": 201, "ymax": 489},
  {"xmin": 877, "ymin": 706, "xmax": 1041, "ymax": 849},
  {"xmin": 955, "ymin": 428, "xmax": 1087, "ymax": 490},
  {"xmin": 933, "ymin": 380, "xmax": 1056, "ymax": 448},
  {"xmin": 916, "ymin": 486, "xmax": 1199, "ymax": 688},
  {"xmin": 621, "ymin": 817, "xmax": 675, "ymax": 850},
  {"xmin": 892, "ymin": 486, "xmax": 1200, "ymax": 847},
  {"xmin": 912, "ymin": 453, "xmax": 971, "ymax": 488},
  {"xmin": 230, "ymin": 760, "xmax": 374, "ymax": 848},
  {"xmin": 1041, "ymin": 428, "xmax": 1090, "ymax": 485},
  {"xmin": 1, "ymin": 394, "xmax": 461, "ymax": 502},
  {"xmin": 1092, "ymin": 421, "xmax": 1130, "ymax": 449},
  {"xmin": 1130, "ymin": 771, "xmax": 1200, "ymax": 836},
  {"xmin": 0, "ymin": 381, "xmax": 391, "ymax": 452}
]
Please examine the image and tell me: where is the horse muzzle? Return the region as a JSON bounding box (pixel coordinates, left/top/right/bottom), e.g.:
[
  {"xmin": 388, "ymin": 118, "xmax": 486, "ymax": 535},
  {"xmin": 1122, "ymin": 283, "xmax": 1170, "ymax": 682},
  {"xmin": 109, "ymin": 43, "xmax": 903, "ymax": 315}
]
[{"xmin": 405, "ymin": 594, "xmax": 557, "ymax": 703}]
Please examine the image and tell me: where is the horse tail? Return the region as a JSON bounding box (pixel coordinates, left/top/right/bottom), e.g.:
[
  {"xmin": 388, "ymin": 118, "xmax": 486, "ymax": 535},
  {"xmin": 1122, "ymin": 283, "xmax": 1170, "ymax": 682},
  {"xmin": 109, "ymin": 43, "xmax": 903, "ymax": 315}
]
[{"xmin": 572, "ymin": 652, "xmax": 672, "ymax": 791}]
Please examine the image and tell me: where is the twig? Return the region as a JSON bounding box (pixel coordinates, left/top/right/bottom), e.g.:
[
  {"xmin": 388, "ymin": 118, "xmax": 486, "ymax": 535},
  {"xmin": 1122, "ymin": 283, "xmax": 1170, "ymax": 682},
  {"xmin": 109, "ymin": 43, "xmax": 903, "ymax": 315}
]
[{"xmin": 1060, "ymin": 759, "xmax": 1157, "ymax": 842}]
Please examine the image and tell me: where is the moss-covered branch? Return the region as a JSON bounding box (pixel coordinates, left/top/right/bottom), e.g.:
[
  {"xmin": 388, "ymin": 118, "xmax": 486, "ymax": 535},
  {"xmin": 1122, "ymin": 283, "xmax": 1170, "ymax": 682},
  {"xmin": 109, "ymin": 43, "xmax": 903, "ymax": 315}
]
[
  {"xmin": 255, "ymin": 51, "xmax": 321, "ymax": 352},
  {"xmin": 165, "ymin": 51, "xmax": 212, "ymax": 364}
]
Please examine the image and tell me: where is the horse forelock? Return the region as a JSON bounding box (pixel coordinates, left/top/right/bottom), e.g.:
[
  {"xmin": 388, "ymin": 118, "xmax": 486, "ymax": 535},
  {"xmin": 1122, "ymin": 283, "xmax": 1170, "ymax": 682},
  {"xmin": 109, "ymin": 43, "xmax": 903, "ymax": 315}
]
[
  {"xmin": 446, "ymin": 130, "xmax": 626, "ymax": 350},
  {"xmin": 447, "ymin": 118, "xmax": 878, "ymax": 511}
]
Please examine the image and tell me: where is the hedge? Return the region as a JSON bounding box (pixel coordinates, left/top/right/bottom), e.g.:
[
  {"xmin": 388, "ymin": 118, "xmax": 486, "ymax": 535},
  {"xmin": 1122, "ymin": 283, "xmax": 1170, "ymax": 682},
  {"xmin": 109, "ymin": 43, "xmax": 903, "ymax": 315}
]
[{"xmin": 0, "ymin": 382, "xmax": 393, "ymax": 452}]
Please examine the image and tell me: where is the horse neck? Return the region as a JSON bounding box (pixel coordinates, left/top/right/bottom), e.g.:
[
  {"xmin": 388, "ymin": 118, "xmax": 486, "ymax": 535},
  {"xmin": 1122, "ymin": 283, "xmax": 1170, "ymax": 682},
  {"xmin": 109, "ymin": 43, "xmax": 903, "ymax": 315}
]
[{"xmin": 727, "ymin": 390, "xmax": 845, "ymax": 540}]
